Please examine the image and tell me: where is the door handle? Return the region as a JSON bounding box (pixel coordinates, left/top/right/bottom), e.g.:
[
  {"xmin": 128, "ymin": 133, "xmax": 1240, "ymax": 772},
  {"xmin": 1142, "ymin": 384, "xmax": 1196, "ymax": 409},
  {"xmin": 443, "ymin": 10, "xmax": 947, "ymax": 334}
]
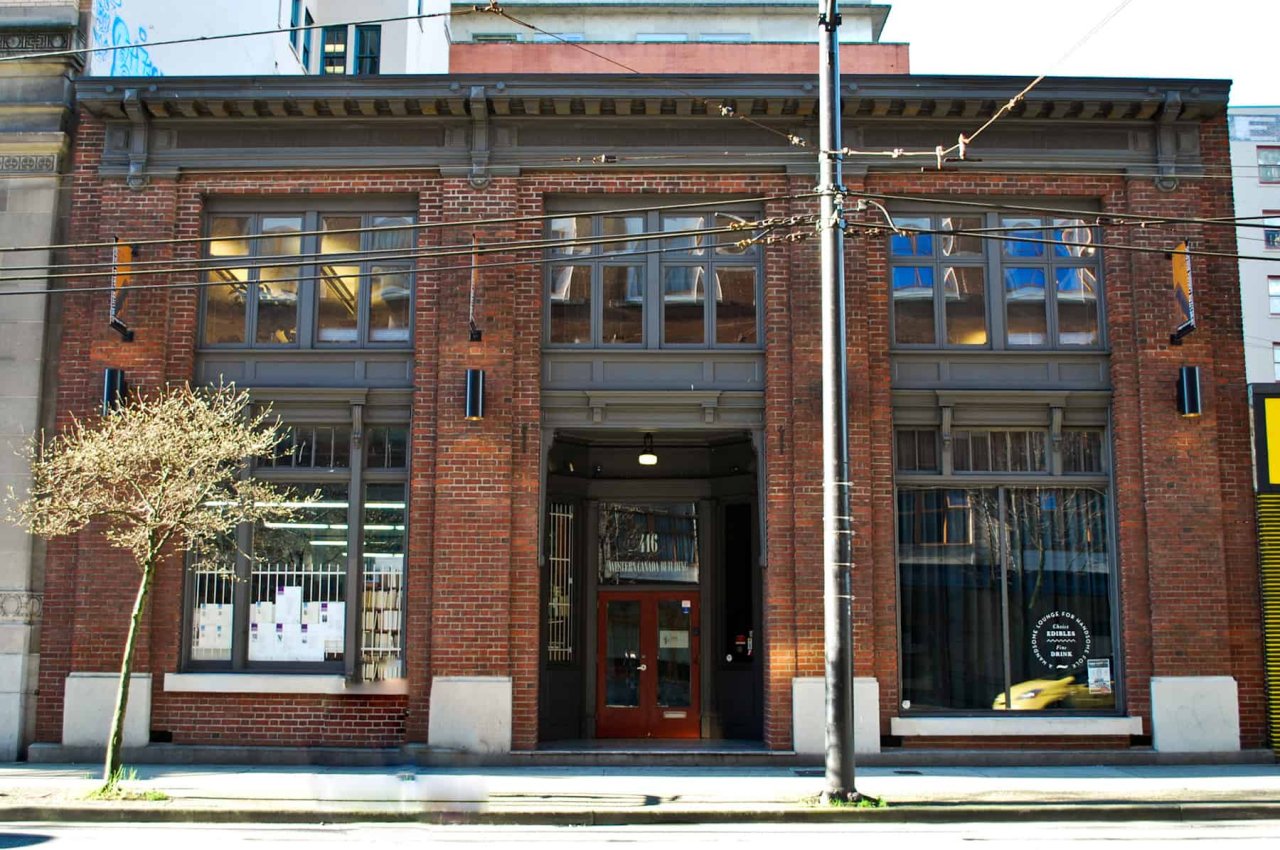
[{"xmin": 636, "ymin": 664, "xmax": 648, "ymax": 672}]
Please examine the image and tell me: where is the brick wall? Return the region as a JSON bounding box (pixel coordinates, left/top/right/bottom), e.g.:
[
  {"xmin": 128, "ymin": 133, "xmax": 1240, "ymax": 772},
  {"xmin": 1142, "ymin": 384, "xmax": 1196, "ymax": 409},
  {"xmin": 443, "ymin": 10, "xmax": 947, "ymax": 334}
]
[{"xmin": 39, "ymin": 109, "xmax": 1266, "ymax": 753}]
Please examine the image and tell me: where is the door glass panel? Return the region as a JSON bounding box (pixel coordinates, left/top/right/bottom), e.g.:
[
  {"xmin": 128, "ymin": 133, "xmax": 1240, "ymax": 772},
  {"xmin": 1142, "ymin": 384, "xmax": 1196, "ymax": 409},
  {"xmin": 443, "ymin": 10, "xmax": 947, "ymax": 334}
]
[
  {"xmin": 599, "ymin": 502, "xmax": 700, "ymax": 585},
  {"xmin": 604, "ymin": 600, "xmax": 641, "ymax": 708},
  {"xmin": 657, "ymin": 600, "xmax": 692, "ymax": 708}
]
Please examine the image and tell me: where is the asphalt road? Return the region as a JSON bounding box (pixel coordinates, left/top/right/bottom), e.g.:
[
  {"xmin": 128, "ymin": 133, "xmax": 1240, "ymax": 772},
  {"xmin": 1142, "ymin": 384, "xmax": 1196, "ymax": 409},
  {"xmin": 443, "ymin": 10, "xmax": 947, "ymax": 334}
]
[{"xmin": 2, "ymin": 820, "xmax": 1279, "ymax": 849}]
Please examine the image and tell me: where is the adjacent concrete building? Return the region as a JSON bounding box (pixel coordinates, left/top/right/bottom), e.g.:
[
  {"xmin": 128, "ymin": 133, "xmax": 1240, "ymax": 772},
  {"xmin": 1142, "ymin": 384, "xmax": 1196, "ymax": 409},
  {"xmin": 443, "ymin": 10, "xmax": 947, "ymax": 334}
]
[{"xmin": 1230, "ymin": 107, "xmax": 1280, "ymax": 385}]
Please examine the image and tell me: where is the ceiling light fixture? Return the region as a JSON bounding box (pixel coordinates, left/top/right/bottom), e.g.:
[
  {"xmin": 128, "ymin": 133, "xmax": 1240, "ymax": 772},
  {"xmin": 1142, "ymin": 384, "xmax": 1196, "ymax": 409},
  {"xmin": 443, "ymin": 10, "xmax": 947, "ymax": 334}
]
[{"xmin": 638, "ymin": 433, "xmax": 658, "ymax": 466}]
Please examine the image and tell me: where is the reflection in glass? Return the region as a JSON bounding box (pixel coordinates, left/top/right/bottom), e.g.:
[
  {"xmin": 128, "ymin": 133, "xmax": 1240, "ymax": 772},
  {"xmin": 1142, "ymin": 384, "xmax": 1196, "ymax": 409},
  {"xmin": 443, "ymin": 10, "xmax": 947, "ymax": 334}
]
[
  {"xmin": 260, "ymin": 216, "xmax": 303, "ymax": 256},
  {"xmin": 600, "ymin": 502, "xmax": 700, "ymax": 585},
  {"xmin": 548, "ymin": 265, "xmax": 592, "ymax": 343},
  {"xmin": 255, "ymin": 266, "xmax": 298, "ymax": 345},
  {"xmin": 365, "ymin": 426, "xmax": 408, "ymax": 468},
  {"xmin": 664, "ymin": 266, "xmax": 705, "ymax": 344},
  {"xmin": 248, "ymin": 482, "xmax": 348, "ymax": 664},
  {"xmin": 657, "ymin": 601, "xmax": 692, "ymax": 707},
  {"xmin": 895, "ymin": 429, "xmax": 939, "ymax": 473},
  {"xmin": 893, "ymin": 266, "xmax": 935, "ymax": 344},
  {"xmin": 1053, "ymin": 219, "xmax": 1097, "ymax": 258},
  {"xmin": 601, "ymin": 216, "xmax": 644, "ymax": 253},
  {"xmin": 1062, "ymin": 429, "xmax": 1104, "ymax": 474},
  {"xmin": 371, "ymin": 216, "xmax": 413, "ymax": 252},
  {"xmin": 714, "ymin": 212, "xmax": 755, "ymax": 255},
  {"xmin": 604, "ymin": 600, "xmax": 641, "ymax": 707},
  {"xmin": 549, "ymin": 216, "xmax": 592, "ymax": 255},
  {"xmin": 204, "ymin": 269, "xmax": 248, "ymax": 344},
  {"xmin": 1005, "ymin": 268, "xmax": 1047, "ymax": 345},
  {"xmin": 317, "ymin": 264, "xmax": 360, "ymax": 343},
  {"xmin": 663, "ymin": 215, "xmax": 707, "ymax": 254},
  {"xmin": 263, "ymin": 425, "xmax": 351, "ymax": 469},
  {"xmin": 889, "ymin": 217, "xmax": 932, "ymax": 256},
  {"xmin": 1002, "ymin": 217, "xmax": 1045, "ymax": 258},
  {"xmin": 370, "ymin": 265, "xmax": 411, "ymax": 343},
  {"xmin": 602, "ymin": 266, "xmax": 644, "ymax": 344},
  {"xmin": 209, "ymin": 217, "xmax": 251, "ymax": 257},
  {"xmin": 321, "ymin": 216, "xmax": 361, "ymax": 254},
  {"xmin": 715, "ymin": 267, "xmax": 757, "ymax": 344},
  {"xmin": 940, "ymin": 216, "xmax": 984, "ymax": 257},
  {"xmin": 1003, "ymin": 488, "xmax": 1115, "ymax": 711},
  {"xmin": 898, "ymin": 488, "xmax": 1005, "ymax": 710},
  {"xmin": 942, "ymin": 266, "xmax": 987, "ymax": 345},
  {"xmin": 1056, "ymin": 268, "xmax": 1100, "ymax": 346}
]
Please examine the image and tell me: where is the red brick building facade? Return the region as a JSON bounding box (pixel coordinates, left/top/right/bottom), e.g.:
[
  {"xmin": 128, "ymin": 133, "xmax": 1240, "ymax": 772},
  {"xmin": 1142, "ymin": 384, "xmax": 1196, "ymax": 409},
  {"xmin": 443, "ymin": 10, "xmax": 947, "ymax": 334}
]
[{"xmin": 33, "ymin": 72, "xmax": 1269, "ymax": 761}]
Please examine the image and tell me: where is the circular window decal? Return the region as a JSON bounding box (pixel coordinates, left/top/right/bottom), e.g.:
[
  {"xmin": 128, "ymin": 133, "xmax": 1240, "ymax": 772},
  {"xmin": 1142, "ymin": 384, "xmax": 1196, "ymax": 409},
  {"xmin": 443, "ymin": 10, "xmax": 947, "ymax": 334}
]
[{"xmin": 1031, "ymin": 611, "xmax": 1091, "ymax": 672}]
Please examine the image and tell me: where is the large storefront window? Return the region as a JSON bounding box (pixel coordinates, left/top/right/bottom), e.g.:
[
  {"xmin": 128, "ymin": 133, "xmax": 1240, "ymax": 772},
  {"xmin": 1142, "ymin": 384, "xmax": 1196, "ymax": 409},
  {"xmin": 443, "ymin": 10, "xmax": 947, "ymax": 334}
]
[
  {"xmin": 895, "ymin": 416, "xmax": 1117, "ymax": 714},
  {"xmin": 186, "ymin": 414, "xmax": 408, "ymax": 681}
]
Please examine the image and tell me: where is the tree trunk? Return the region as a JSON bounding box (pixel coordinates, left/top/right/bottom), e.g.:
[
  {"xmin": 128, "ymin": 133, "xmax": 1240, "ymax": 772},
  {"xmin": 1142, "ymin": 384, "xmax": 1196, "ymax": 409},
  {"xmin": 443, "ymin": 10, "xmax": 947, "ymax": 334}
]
[{"xmin": 103, "ymin": 556, "xmax": 156, "ymax": 787}]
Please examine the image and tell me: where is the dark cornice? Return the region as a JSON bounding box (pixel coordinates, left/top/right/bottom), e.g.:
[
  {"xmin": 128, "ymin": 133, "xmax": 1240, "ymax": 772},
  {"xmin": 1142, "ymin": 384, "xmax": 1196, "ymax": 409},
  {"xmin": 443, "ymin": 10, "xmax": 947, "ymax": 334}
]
[{"xmin": 73, "ymin": 73, "xmax": 1230, "ymax": 123}]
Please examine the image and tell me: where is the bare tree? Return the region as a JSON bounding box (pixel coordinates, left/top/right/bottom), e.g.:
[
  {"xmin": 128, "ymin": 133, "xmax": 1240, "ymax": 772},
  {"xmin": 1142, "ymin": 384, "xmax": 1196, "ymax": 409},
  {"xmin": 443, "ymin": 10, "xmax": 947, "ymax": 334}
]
[{"xmin": 6, "ymin": 383, "xmax": 298, "ymax": 791}]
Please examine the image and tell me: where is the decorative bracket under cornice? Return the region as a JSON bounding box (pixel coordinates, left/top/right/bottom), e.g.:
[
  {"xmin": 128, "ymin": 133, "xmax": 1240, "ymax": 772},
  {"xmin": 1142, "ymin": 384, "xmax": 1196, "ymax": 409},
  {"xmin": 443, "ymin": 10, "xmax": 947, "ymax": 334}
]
[
  {"xmin": 468, "ymin": 84, "xmax": 491, "ymax": 189},
  {"xmin": 1155, "ymin": 90, "xmax": 1183, "ymax": 193},
  {"xmin": 122, "ymin": 88, "xmax": 150, "ymax": 189}
]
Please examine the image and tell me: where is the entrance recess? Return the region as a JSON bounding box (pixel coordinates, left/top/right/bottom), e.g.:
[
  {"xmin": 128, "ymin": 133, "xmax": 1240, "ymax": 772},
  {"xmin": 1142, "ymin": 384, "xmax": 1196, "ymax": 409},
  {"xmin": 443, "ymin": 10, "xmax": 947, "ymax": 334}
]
[{"xmin": 597, "ymin": 591, "xmax": 701, "ymax": 738}]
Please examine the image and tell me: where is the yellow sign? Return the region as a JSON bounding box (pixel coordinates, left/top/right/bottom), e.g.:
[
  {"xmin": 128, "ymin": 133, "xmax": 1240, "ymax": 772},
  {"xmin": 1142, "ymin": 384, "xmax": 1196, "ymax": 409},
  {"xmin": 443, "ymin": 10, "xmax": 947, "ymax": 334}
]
[
  {"xmin": 110, "ymin": 240, "xmax": 133, "ymax": 321},
  {"xmin": 1267, "ymin": 397, "xmax": 1280, "ymax": 487},
  {"xmin": 1172, "ymin": 241, "xmax": 1194, "ymax": 337}
]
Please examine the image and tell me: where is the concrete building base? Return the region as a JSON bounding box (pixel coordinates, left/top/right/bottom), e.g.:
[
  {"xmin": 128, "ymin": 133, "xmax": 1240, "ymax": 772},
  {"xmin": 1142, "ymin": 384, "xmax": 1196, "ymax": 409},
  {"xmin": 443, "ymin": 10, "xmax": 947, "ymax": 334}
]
[
  {"xmin": 1151, "ymin": 676, "xmax": 1241, "ymax": 753},
  {"xmin": 427, "ymin": 676, "xmax": 513, "ymax": 755},
  {"xmin": 61, "ymin": 673, "xmax": 152, "ymax": 749},
  {"xmin": 792, "ymin": 676, "xmax": 881, "ymax": 755}
]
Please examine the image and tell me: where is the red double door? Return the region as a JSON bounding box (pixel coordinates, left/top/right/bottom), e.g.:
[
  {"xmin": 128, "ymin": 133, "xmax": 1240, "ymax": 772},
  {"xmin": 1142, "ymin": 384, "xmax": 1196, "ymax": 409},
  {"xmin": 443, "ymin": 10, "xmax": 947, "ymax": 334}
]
[{"xmin": 595, "ymin": 591, "xmax": 701, "ymax": 738}]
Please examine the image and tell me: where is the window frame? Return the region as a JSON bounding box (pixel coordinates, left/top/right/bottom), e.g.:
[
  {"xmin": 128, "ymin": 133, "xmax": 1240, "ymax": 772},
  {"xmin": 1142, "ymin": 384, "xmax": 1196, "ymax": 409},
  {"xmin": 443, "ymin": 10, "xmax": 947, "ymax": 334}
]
[
  {"xmin": 198, "ymin": 207, "xmax": 417, "ymax": 351},
  {"xmin": 301, "ymin": 10, "xmax": 314, "ymax": 72},
  {"xmin": 182, "ymin": 408, "xmax": 409, "ymax": 678},
  {"xmin": 542, "ymin": 208, "xmax": 764, "ymax": 351},
  {"xmin": 888, "ymin": 211, "xmax": 1106, "ymax": 351},
  {"xmin": 354, "ymin": 24, "xmax": 381, "ymax": 75},
  {"xmin": 1259, "ymin": 147, "xmax": 1280, "ymax": 184},
  {"xmin": 321, "ymin": 25, "xmax": 347, "ymax": 75},
  {"xmin": 893, "ymin": 409, "xmax": 1120, "ymax": 716}
]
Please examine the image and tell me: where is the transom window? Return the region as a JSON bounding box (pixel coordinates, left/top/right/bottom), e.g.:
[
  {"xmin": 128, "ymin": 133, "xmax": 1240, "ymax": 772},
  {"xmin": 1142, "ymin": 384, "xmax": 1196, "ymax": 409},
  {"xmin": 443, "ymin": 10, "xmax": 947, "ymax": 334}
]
[
  {"xmin": 544, "ymin": 210, "xmax": 762, "ymax": 349},
  {"xmin": 187, "ymin": 413, "xmax": 408, "ymax": 681},
  {"xmin": 890, "ymin": 213, "xmax": 1103, "ymax": 350},
  {"xmin": 200, "ymin": 209, "xmax": 415, "ymax": 349}
]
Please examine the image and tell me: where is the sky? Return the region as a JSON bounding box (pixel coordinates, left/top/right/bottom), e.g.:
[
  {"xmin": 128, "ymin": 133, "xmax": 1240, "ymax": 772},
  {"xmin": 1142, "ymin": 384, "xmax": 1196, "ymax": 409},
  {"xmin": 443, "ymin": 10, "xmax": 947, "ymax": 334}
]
[{"xmin": 878, "ymin": 0, "xmax": 1273, "ymax": 106}]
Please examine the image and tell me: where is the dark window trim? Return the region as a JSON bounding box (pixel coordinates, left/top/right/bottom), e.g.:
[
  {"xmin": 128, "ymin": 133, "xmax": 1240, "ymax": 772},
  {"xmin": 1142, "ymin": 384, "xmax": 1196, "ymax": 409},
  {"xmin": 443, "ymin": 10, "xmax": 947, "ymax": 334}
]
[
  {"xmin": 888, "ymin": 208, "xmax": 1107, "ymax": 352},
  {"xmin": 198, "ymin": 208, "xmax": 417, "ymax": 352},
  {"xmin": 543, "ymin": 209, "xmax": 764, "ymax": 351},
  {"xmin": 181, "ymin": 406, "xmax": 409, "ymax": 677}
]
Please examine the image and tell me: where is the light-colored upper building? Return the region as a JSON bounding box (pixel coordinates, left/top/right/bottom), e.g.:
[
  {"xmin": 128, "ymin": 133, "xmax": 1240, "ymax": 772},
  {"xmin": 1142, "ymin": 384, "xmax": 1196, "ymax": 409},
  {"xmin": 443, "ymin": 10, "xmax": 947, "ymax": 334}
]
[
  {"xmin": 1229, "ymin": 107, "xmax": 1280, "ymax": 384},
  {"xmin": 85, "ymin": 1, "xmax": 907, "ymax": 76},
  {"xmin": 87, "ymin": 0, "xmax": 450, "ymax": 76}
]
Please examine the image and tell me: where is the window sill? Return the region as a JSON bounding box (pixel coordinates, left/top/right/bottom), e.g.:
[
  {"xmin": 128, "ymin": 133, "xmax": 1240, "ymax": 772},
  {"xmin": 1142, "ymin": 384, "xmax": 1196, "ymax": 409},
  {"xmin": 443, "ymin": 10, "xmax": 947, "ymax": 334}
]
[
  {"xmin": 164, "ymin": 673, "xmax": 406, "ymax": 696},
  {"xmin": 890, "ymin": 715, "xmax": 1143, "ymax": 737}
]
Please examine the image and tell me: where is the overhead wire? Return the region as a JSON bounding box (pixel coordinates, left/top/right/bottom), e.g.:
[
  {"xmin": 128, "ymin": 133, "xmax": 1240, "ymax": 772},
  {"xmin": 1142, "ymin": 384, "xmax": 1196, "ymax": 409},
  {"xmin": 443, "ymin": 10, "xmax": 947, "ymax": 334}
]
[
  {"xmin": 482, "ymin": 3, "xmax": 812, "ymax": 151},
  {"xmin": 0, "ymin": 191, "xmax": 819, "ymax": 259},
  {"xmin": 0, "ymin": 218, "xmax": 818, "ymax": 299},
  {"xmin": 835, "ymin": 0, "xmax": 1139, "ymax": 166}
]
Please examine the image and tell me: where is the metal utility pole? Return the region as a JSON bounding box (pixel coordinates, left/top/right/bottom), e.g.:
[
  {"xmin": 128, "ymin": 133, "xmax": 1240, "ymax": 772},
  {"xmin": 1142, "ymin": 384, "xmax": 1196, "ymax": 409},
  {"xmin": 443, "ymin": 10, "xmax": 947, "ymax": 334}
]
[{"xmin": 817, "ymin": 0, "xmax": 858, "ymax": 802}]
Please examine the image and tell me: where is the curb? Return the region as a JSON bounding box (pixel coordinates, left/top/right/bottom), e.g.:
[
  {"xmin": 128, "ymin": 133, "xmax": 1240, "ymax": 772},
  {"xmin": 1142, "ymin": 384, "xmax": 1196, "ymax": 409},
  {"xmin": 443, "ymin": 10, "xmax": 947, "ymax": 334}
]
[{"xmin": 3, "ymin": 802, "xmax": 1280, "ymax": 825}]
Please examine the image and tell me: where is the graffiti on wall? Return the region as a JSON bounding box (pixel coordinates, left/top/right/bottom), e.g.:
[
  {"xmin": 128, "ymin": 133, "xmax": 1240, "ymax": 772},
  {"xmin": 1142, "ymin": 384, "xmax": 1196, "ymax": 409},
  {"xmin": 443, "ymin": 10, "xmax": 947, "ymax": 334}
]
[{"xmin": 92, "ymin": 0, "xmax": 163, "ymax": 77}]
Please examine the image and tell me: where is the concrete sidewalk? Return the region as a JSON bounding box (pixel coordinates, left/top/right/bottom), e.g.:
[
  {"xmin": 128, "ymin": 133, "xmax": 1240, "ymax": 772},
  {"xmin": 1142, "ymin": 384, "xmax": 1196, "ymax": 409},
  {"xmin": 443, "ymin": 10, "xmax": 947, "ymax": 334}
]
[{"xmin": 2, "ymin": 762, "xmax": 1280, "ymax": 824}]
